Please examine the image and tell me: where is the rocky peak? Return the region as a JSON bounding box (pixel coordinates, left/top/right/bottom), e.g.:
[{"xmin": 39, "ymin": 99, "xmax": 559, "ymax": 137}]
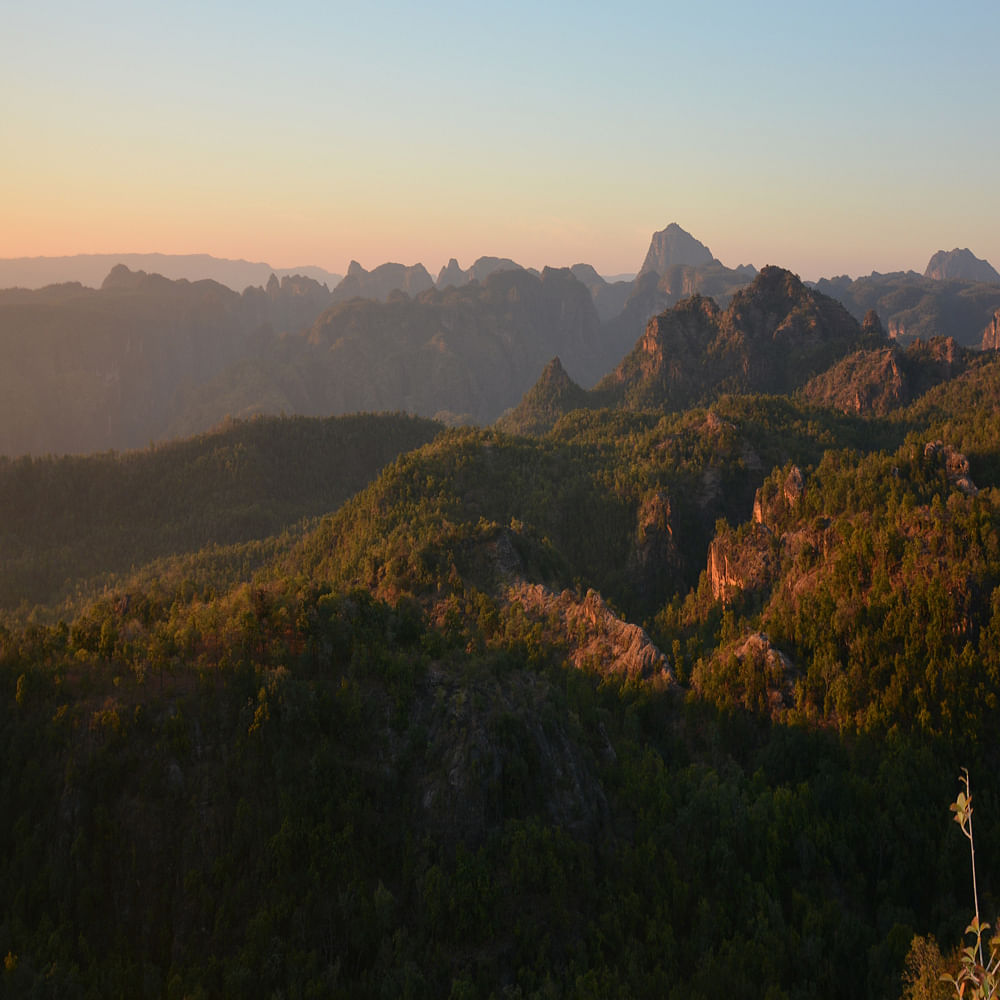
[
  {"xmin": 924, "ymin": 248, "xmax": 1000, "ymax": 285},
  {"xmin": 332, "ymin": 261, "xmax": 434, "ymax": 304},
  {"xmin": 569, "ymin": 263, "xmax": 605, "ymax": 287},
  {"xmin": 637, "ymin": 223, "xmax": 715, "ymax": 279},
  {"xmin": 436, "ymin": 258, "xmax": 465, "ymax": 288},
  {"xmin": 862, "ymin": 308, "xmax": 886, "ymax": 339},
  {"xmin": 537, "ymin": 356, "xmax": 571, "ymax": 386},
  {"xmin": 693, "ymin": 632, "xmax": 798, "ymax": 716}
]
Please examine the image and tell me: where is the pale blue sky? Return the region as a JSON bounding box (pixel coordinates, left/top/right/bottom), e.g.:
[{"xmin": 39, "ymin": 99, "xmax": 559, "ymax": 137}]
[{"xmin": 3, "ymin": 0, "xmax": 997, "ymax": 279}]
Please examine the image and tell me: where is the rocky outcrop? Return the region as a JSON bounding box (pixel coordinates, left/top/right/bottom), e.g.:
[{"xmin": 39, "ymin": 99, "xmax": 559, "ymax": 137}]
[
  {"xmin": 752, "ymin": 466, "xmax": 805, "ymax": 530},
  {"xmin": 924, "ymin": 248, "xmax": 1000, "ymax": 285},
  {"xmin": 507, "ymin": 583, "xmax": 673, "ymax": 682},
  {"xmin": 693, "ymin": 632, "xmax": 798, "ymax": 716},
  {"xmin": 707, "ymin": 523, "xmax": 775, "ymax": 603},
  {"xmin": 983, "ymin": 308, "xmax": 1000, "ymax": 351},
  {"xmin": 801, "ymin": 347, "xmax": 908, "ymax": 415},
  {"xmin": 708, "ymin": 466, "xmax": 807, "ymax": 603},
  {"xmin": 801, "ymin": 336, "xmax": 969, "ymax": 417},
  {"xmin": 924, "ymin": 441, "xmax": 978, "ymax": 496},
  {"xmin": 627, "ymin": 489, "xmax": 685, "ymax": 607}
]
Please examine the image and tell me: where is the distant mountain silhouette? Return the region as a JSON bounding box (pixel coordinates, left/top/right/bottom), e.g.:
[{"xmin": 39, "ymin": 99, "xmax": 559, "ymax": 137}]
[
  {"xmin": 331, "ymin": 261, "xmax": 435, "ymax": 303},
  {"xmin": 924, "ymin": 248, "xmax": 1000, "ymax": 284},
  {"xmin": 0, "ymin": 267, "xmax": 334, "ymax": 455},
  {"xmin": 169, "ymin": 266, "xmax": 610, "ymax": 435},
  {"xmin": 595, "ymin": 226, "xmax": 757, "ymax": 369},
  {"xmin": 569, "ymin": 264, "xmax": 633, "ymax": 323},
  {"xmin": 637, "ymin": 223, "xmax": 715, "ymax": 278},
  {"xmin": 0, "ymin": 253, "xmax": 342, "ymax": 292},
  {"xmin": 435, "ymin": 256, "xmax": 524, "ymax": 288}
]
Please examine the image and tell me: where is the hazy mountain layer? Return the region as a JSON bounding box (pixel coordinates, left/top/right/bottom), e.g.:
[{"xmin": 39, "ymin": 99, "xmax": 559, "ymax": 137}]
[
  {"xmin": 169, "ymin": 266, "xmax": 612, "ymax": 435},
  {"xmin": 813, "ymin": 270, "xmax": 1000, "ymax": 347},
  {"xmin": 0, "ymin": 253, "xmax": 343, "ymax": 292},
  {"xmin": 0, "ymin": 267, "xmax": 335, "ymax": 455}
]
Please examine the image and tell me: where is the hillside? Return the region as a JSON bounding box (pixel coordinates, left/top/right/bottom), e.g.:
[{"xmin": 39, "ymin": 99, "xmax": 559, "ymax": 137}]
[
  {"xmin": 4, "ymin": 358, "xmax": 1000, "ymax": 995},
  {"xmin": 0, "ymin": 412, "xmax": 442, "ymax": 617}
]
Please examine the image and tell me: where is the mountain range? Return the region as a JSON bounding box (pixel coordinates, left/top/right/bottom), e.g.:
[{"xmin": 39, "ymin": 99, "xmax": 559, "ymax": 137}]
[
  {"xmin": 1, "ymin": 224, "xmax": 999, "ymax": 457},
  {"xmin": 0, "ymin": 253, "xmax": 344, "ymax": 293},
  {"xmin": 5, "ymin": 220, "xmax": 1000, "ymax": 995}
]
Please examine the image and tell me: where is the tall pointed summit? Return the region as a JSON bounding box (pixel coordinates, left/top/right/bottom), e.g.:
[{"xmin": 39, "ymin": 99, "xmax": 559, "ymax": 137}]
[{"xmin": 637, "ymin": 223, "xmax": 715, "ymax": 278}]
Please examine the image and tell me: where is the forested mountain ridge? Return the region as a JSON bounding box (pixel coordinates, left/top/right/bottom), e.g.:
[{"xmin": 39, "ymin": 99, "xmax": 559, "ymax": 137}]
[
  {"xmin": 8, "ymin": 226, "xmax": 997, "ymax": 460},
  {"xmin": 501, "ymin": 266, "xmax": 881, "ymax": 434},
  {"xmin": 0, "ymin": 412, "xmax": 442, "ymax": 619},
  {"xmin": 812, "ymin": 269, "xmax": 1000, "ymax": 348},
  {"xmin": 5, "ymin": 356, "xmax": 1000, "ymax": 995}
]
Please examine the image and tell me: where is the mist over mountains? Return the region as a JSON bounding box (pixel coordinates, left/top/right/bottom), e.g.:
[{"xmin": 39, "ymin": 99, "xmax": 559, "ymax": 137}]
[{"xmin": 1, "ymin": 223, "xmax": 999, "ymax": 457}]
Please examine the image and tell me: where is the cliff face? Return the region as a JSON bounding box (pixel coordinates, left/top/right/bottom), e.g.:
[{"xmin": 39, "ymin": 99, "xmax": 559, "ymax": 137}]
[
  {"xmin": 983, "ymin": 308, "xmax": 1000, "ymax": 351},
  {"xmin": 707, "ymin": 465, "xmax": 805, "ymax": 603},
  {"xmin": 627, "ymin": 489, "xmax": 685, "ymax": 608},
  {"xmin": 707, "ymin": 523, "xmax": 776, "ymax": 603}
]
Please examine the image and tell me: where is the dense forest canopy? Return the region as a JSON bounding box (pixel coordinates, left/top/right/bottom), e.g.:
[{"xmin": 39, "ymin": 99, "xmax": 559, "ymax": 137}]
[{"xmin": 4, "ymin": 261, "xmax": 1000, "ymax": 997}]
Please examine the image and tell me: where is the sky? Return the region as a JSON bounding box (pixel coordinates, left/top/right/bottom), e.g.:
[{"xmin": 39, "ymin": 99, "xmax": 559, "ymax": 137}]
[{"xmin": 2, "ymin": 0, "xmax": 998, "ymax": 282}]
